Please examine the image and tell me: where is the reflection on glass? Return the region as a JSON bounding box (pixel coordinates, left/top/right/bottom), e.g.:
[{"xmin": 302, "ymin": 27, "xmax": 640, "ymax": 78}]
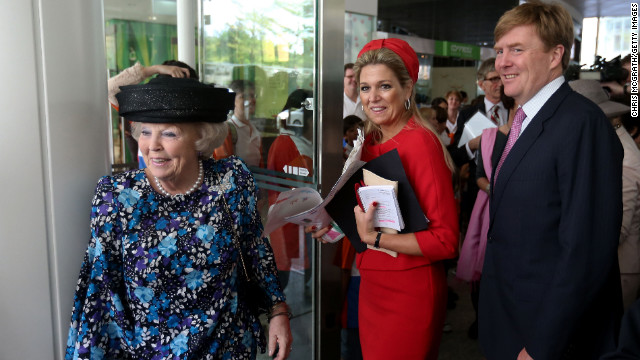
[
  {"xmin": 202, "ymin": 1, "xmax": 315, "ymax": 358},
  {"xmin": 344, "ymin": 12, "xmax": 375, "ymax": 64}
]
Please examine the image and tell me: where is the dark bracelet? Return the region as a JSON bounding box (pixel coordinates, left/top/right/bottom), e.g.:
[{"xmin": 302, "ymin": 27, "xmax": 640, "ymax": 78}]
[
  {"xmin": 268, "ymin": 311, "xmax": 293, "ymax": 321},
  {"xmin": 374, "ymin": 231, "xmax": 382, "ymax": 248}
]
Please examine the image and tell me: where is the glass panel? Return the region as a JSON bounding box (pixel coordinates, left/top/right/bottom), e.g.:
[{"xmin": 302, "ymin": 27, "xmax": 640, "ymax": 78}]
[
  {"xmin": 201, "ymin": 1, "xmax": 316, "ymax": 359},
  {"xmin": 344, "ymin": 12, "xmax": 375, "ymax": 64},
  {"xmin": 416, "ymin": 53, "xmax": 433, "ymax": 105},
  {"xmin": 581, "ymin": 16, "xmax": 632, "ymax": 67},
  {"xmin": 104, "ymin": 2, "xmax": 179, "ymax": 172}
]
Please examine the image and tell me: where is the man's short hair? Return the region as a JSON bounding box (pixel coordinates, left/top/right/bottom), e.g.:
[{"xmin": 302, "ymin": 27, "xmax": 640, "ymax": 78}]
[
  {"xmin": 477, "ymin": 58, "xmax": 497, "ymax": 82},
  {"xmin": 344, "ymin": 63, "xmax": 355, "ymax": 75},
  {"xmin": 228, "ymin": 80, "xmax": 255, "ymax": 94},
  {"xmin": 495, "ymin": 0, "xmax": 574, "ymax": 71}
]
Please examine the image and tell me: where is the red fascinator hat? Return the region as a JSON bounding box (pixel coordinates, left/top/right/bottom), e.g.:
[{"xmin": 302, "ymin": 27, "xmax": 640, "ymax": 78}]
[{"xmin": 357, "ymin": 38, "xmax": 419, "ymax": 84}]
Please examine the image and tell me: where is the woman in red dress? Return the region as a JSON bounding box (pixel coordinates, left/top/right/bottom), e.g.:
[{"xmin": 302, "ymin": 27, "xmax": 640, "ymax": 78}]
[{"xmin": 312, "ymin": 39, "xmax": 458, "ymax": 359}]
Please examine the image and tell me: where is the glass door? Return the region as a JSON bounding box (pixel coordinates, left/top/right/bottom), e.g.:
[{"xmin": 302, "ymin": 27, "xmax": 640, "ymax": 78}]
[{"xmin": 199, "ymin": 1, "xmax": 317, "ymax": 358}]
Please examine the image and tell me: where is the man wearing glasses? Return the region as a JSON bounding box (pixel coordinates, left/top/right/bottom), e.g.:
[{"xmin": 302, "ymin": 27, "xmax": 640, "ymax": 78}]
[
  {"xmin": 450, "ymin": 58, "xmax": 510, "ymax": 241},
  {"xmin": 461, "ymin": 57, "xmax": 510, "ymax": 127}
]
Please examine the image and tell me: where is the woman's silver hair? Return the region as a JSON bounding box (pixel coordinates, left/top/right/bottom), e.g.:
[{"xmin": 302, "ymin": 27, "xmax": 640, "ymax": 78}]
[{"xmin": 131, "ymin": 121, "xmax": 228, "ymax": 158}]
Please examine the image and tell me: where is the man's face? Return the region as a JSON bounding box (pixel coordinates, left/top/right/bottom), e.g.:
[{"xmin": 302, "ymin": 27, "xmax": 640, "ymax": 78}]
[
  {"xmin": 479, "ymin": 70, "xmax": 503, "ymax": 104},
  {"xmin": 234, "ymin": 89, "xmax": 256, "ymax": 118},
  {"xmin": 494, "ymin": 24, "xmax": 563, "ymax": 105},
  {"xmin": 344, "ymin": 68, "xmax": 357, "ymax": 95}
]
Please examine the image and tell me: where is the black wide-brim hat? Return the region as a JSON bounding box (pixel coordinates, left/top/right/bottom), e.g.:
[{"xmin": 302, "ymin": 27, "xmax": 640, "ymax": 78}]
[{"xmin": 116, "ymin": 77, "xmax": 235, "ymax": 123}]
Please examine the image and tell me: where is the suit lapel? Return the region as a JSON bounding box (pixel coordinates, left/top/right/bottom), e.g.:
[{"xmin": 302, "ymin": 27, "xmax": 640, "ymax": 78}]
[
  {"xmin": 490, "ymin": 83, "xmax": 572, "ymax": 224},
  {"xmin": 454, "ymin": 102, "xmax": 486, "ymax": 143}
]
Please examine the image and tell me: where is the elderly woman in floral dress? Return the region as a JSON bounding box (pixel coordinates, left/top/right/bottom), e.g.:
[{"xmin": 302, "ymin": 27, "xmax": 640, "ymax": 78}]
[{"xmin": 65, "ymin": 76, "xmax": 292, "ymax": 360}]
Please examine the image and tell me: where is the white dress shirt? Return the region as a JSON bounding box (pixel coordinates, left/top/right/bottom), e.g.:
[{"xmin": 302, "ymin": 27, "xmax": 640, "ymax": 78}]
[
  {"xmin": 518, "ymin": 76, "xmax": 565, "ymax": 137},
  {"xmin": 343, "ymin": 92, "xmax": 366, "ymax": 120},
  {"xmin": 484, "ymin": 98, "xmax": 508, "ymax": 126},
  {"xmin": 229, "ymin": 115, "xmax": 262, "ymax": 167}
]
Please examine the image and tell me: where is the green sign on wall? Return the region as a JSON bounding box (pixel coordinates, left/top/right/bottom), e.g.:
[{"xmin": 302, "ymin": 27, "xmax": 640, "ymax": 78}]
[{"xmin": 434, "ymin": 40, "xmax": 480, "ymax": 60}]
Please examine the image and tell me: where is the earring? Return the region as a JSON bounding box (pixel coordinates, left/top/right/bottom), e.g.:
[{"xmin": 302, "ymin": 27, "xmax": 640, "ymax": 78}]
[
  {"xmin": 404, "ymin": 99, "xmax": 411, "ymax": 110},
  {"xmin": 361, "ymin": 105, "xmax": 364, "ymax": 111}
]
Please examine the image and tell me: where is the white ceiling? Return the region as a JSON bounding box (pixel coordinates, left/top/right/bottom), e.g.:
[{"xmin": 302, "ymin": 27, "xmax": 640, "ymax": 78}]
[
  {"xmin": 565, "ymin": 0, "xmax": 631, "ymax": 18},
  {"xmin": 103, "ymin": 0, "xmax": 632, "ymax": 33}
]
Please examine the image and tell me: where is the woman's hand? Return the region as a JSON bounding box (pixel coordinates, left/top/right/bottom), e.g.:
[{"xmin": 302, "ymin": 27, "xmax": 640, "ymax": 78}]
[
  {"xmin": 143, "ymin": 64, "xmax": 191, "ymax": 79},
  {"xmin": 304, "ymin": 225, "xmax": 332, "ymax": 244},
  {"xmin": 354, "ymin": 202, "xmax": 378, "ymax": 245},
  {"xmin": 268, "ymin": 303, "xmax": 293, "ymax": 360}
]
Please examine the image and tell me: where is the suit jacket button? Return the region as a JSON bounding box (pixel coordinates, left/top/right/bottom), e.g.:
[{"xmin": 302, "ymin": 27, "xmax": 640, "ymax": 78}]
[{"xmin": 488, "ymin": 236, "xmax": 493, "ymax": 243}]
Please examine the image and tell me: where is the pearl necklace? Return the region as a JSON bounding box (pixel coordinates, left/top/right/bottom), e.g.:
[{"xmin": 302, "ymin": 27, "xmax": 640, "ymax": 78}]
[{"xmin": 154, "ymin": 160, "xmax": 203, "ymax": 197}]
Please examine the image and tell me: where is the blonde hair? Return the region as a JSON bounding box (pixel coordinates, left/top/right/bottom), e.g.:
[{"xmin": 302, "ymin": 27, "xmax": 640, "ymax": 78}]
[
  {"xmin": 495, "ymin": 0, "xmax": 574, "ymax": 70},
  {"xmin": 354, "ymin": 48, "xmax": 455, "ymax": 172},
  {"xmin": 131, "ymin": 122, "xmax": 228, "ymax": 159}
]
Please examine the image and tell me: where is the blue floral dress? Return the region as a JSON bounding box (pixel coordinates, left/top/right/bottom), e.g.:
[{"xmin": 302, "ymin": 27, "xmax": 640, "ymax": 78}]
[{"xmin": 65, "ymin": 157, "xmax": 285, "ymax": 360}]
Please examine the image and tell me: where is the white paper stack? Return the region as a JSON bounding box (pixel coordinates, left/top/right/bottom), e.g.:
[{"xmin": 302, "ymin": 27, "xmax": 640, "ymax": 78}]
[
  {"xmin": 458, "ymin": 110, "xmax": 498, "ymax": 147},
  {"xmin": 357, "ymin": 185, "xmax": 405, "ymax": 231}
]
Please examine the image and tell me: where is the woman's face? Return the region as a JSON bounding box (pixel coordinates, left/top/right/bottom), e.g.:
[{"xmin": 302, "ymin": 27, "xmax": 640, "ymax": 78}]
[
  {"xmin": 425, "ymin": 112, "xmax": 446, "ymax": 134},
  {"xmin": 359, "ymin": 64, "xmax": 411, "ymax": 132},
  {"xmin": 138, "ymin": 123, "xmax": 199, "ymax": 184},
  {"xmin": 425, "ymin": 111, "xmax": 438, "ymax": 127},
  {"xmin": 447, "ymin": 94, "xmax": 461, "ymax": 111}
]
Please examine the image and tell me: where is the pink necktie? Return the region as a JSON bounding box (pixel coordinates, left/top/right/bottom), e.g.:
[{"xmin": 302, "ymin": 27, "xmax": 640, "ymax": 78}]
[{"xmin": 494, "ymin": 107, "xmax": 526, "ymax": 180}]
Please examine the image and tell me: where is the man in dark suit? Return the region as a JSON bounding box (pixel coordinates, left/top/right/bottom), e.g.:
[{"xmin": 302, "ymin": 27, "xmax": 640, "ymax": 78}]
[
  {"xmin": 451, "ymin": 58, "xmax": 512, "ymax": 242},
  {"xmin": 452, "ymin": 57, "xmax": 510, "ymax": 164},
  {"xmin": 479, "ymin": 2, "xmax": 623, "ymax": 360}
]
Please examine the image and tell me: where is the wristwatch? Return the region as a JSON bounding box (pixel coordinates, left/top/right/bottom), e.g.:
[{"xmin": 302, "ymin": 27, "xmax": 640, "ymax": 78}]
[{"xmin": 374, "ymin": 231, "xmax": 382, "ymax": 248}]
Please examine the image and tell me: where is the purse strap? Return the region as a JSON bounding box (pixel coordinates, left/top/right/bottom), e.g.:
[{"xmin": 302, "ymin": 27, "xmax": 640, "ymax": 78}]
[{"xmin": 216, "ymin": 174, "xmax": 252, "ymax": 283}]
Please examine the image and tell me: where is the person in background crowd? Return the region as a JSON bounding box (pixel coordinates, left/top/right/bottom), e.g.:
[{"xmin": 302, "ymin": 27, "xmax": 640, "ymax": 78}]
[
  {"xmin": 460, "ymin": 90, "xmax": 469, "ymax": 108},
  {"xmin": 455, "ymin": 58, "xmax": 511, "ymax": 239},
  {"xmin": 66, "ymin": 76, "xmax": 292, "ymax": 360},
  {"xmin": 479, "ymin": 2, "xmax": 623, "ymax": 359},
  {"xmin": 431, "ymin": 97, "xmax": 448, "ymax": 111},
  {"xmin": 419, "ymin": 107, "xmax": 449, "ymax": 145},
  {"xmin": 570, "ymin": 79, "xmax": 640, "ymax": 311},
  {"xmin": 333, "ymin": 227, "xmax": 363, "ymax": 360},
  {"xmin": 601, "ymin": 53, "xmax": 632, "ymax": 104},
  {"xmin": 309, "ymin": 38, "xmax": 458, "ymax": 360},
  {"xmin": 622, "ymin": 116, "xmax": 640, "ymax": 150},
  {"xmin": 343, "ymin": 115, "xmax": 364, "ymax": 159},
  {"xmin": 445, "ymin": 90, "xmax": 462, "ymax": 137},
  {"xmin": 267, "ymin": 89, "xmax": 314, "ymax": 294},
  {"xmin": 213, "ymin": 80, "xmax": 264, "ymax": 168},
  {"xmin": 343, "ymin": 63, "xmax": 367, "ymax": 120},
  {"xmin": 108, "ymin": 60, "xmax": 197, "ymax": 168}
]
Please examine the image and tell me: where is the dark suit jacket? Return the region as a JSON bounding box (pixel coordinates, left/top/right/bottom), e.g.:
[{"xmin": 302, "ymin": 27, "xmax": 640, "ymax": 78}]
[
  {"xmin": 479, "ymin": 82, "xmax": 624, "ymax": 359},
  {"xmin": 601, "ymin": 298, "xmax": 640, "ymax": 359},
  {"xmin": 448, "ymin": 102, "xmax": 487, "ymax": 167}
]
